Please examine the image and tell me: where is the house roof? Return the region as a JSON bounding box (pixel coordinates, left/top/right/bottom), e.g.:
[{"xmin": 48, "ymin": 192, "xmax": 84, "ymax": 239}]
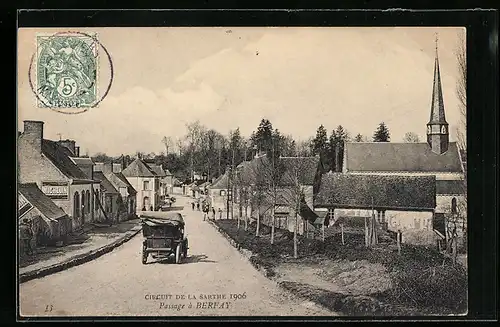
[
  {"xmin": 279, "ymin": 156, "xmax": 321, "ymax": 185},
  {"xmin": 436, "ymin": 180, "xmax": 465, "ymax": 195},
  {"xmin": 211, "ymin": 172, "xmax": 229, "ymax": 189},
  {"xmin": 18, "ymin": 183, "xmax": 67, "ymax": 221},
  {"xmin": 122, "ymin": 158, "xmax": 156, "ymax": 177},
  {"xmin": 93, "ymin": 171, "xmax": 119, "ymax": 194},
  {"xmin": 106, "ymin": 172, "xmax": 137, "ymax": 195},
  {"xmin": 344, "ymin": 142, "xmax": 463, "ymax": 173},
  {"xmin": 239, "ymin": 156, "xmax": 321, "ymax": 186},
  {"xmin": 41, "ymin": 140, "xmax": 89, "ymax": 180},
  {"xmin": 148, "ymin": 164, "xmax": 166, "ymax": 177},
  {"xmin": 70, "ymin": 157, "xmax": 94, "ymax": 166},
  {"xmin": 314, "ymin": 172, "xmax": 436, "ymax": 210}
]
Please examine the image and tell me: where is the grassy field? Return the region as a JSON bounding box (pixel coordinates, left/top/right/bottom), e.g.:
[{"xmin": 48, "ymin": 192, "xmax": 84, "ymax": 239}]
[{"xmin": 214, "ymin": 219, "xmax": 467, "ymax": 316}]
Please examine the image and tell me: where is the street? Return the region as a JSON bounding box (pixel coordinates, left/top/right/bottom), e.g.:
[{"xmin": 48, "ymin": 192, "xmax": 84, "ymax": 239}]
[{"xmin": 19, "ymin": 196, "xmax": 334, "ymax": 317}]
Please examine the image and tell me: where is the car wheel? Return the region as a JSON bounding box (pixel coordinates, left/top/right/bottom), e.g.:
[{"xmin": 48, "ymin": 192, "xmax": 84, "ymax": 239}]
[{"xmin": 175, "ymin": 244, "xmax": 182, "ymax": 264}]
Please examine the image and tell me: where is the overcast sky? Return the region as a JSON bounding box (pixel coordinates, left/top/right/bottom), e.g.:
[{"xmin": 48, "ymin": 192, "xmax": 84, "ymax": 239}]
[{"xmin": 18, "ymin": 27, "xmax": 465, "ymax": 156}]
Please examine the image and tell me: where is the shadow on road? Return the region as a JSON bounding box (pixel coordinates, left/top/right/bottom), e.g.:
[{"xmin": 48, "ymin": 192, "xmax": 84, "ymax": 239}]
[
  {"xmin": 183, "ymin": 254, "xmax": 217, "ymax": 264},
  {"xmin": 146, "ymin": 254, "xmax": 217, "ymax": 265}
]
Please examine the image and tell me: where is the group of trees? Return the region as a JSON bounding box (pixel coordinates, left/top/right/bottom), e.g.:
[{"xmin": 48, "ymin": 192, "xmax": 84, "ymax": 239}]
[
  {"xmin": 310, "ymin": 122, "xmax": 393, "ymax": 172},
  {"xmin": 90, "ymin": 119, "xmax": 418, "ymax": 184}
]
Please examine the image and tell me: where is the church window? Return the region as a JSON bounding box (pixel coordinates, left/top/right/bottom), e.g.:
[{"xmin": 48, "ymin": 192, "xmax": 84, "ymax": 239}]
[
  {"xmin": 451, "ymin": 197, "xmax": 457, "ymax": 214},
  {"xmin": 441, "ymin": 125, "xmax": 447, "ymax": 134},
  {"xmin": 427, "ymin": 126, "xmax": 431, "ymax": 134}
]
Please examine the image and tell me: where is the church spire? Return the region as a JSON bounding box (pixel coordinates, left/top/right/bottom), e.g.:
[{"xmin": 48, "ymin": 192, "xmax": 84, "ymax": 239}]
[
  {"xmin": 429, "ymin": 34, "xmax": 447, "ymax": 124},
  {"xmin": 427, "ymin": 34, "xmax": 449, "ymax": 154}
]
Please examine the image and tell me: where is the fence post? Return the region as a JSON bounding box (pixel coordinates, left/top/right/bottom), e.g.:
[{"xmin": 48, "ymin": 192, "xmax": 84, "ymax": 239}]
[
  {"xmin": 341, "ymin": 223, "xmax": 345, "ymax": 245},
  {"xmin": 397, "ymin": 230, "xmax": 401, "ymax": 255}
]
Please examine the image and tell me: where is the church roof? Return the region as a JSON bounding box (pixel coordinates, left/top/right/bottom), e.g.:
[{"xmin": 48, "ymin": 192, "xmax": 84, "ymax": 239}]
[
  {"xmin": 314, "ymin": 172, "xmax": 436, "ymax": 211},
  {"xmin": 344, "ymin": 142, "xmax": 463, "ymax": 173},
  {"xmin": 436, "ymin": 180, "xmax": 465, "ymax": 195}
]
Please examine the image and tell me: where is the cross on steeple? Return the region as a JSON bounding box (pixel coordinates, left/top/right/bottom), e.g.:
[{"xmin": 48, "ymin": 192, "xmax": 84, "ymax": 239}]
[{"xmin": 434, "ymin": 32, "xmax": 439, "ymax": 54}]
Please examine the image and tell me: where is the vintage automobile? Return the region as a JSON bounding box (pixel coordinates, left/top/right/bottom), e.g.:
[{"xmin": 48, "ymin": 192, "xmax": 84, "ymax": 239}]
[{"xmin": 140, "ymin": 212, "xmax": 188, "ymax": 264}]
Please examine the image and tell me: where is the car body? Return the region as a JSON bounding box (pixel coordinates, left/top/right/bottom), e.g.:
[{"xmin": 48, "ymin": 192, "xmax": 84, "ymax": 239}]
[{"xmin": 140, "ymin": 212, "xmax": 188, "ymax": 264}]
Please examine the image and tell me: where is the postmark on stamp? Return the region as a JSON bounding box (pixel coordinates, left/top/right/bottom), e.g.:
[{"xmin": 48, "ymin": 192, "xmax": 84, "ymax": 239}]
[{"xmin": 35, "ymin": 33, "xmax": 99, "ymax": 109}]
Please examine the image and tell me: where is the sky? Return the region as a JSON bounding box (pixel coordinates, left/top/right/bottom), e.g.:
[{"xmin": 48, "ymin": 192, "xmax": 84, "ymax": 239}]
[{"xmin": 18, "ymin": 27, "xmax": 466, "ymax": 156}]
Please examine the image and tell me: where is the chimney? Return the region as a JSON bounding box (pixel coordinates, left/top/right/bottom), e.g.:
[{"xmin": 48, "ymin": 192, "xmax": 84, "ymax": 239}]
[
  {"xmin": 75, "ymin": 146, "xmax": 80, "ymax": 157},
  {"xmin": 23, "ymin": 120, "xmax": 44, "ymax": 153},
  {"xmin": 113, "ymin": 163, "xmax": 122, "ymax": 173},
  {"xmin": 57, "ymin": 139, "xmax": 76, "ymax": 156},
  {"xmin": 102, "ymin": 162, "xmax": 113, "ymax": 174}
]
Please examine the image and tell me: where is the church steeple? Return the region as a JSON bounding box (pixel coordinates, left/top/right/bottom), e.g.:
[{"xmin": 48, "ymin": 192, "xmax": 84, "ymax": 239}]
[{"xmin": 427, "ymin": 34, "xmax": 449, "ymax": 154}]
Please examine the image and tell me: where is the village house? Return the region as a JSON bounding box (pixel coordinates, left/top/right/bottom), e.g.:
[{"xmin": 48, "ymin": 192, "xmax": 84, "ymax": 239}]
[
  {"xmin": 122, "ymin": 158, "xmax": 160, "ymax": 211},
  {"xmin": 18, "ymin": 121, "xmax": 97, "ymax": 230},
  {"xmin": 237, "ymin": 154, "xmax": 323, "ymax": 235},
  {"xmin": 314, "ymin": 173, "xmax": 437, "ymax": 245},
  {"xmin": 171, "ymin": 176, "xmax": 183, "ymax": 195},
  {"xmin": 94, "ymin": 162, "xmax": 138, "ymax": 221},
  {"xmin": 18, "ymin": 183, "xmax": 72, "ymax": 252},
  {"xmin": 71, "ymin": 156, "xmax": 107, "ymax": 223},
  {"xmin": 208, "ymin": 170, "xmax": 230, "ymax": 213},
  {"xmin": 161, "ymin": 169, "xmax": 175, "ymax": 195},
  {"xmin": 341, "ymin": 44, "xmax": 466, "ymax": 243},
  {"xmin": 92, "ymin": 165, "xmax": 120, "ymax": 223}
]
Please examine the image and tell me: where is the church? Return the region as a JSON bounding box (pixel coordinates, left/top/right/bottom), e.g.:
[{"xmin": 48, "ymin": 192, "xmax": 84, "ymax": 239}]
[{"xmin": 339, "ymin": 40, "xmax": 467, "ymax": 241}]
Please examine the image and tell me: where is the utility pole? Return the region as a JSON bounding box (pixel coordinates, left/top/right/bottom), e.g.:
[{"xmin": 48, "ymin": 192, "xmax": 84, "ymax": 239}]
[{"xmin": 57, "ymin": 133, "xmax": 62, "ymax": 141}]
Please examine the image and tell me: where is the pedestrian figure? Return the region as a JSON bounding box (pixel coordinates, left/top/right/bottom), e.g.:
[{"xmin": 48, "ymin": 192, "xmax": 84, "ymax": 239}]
[
  {"xmin": 212, "ymin": 208, "xmax": 216, "ymax": 220},
  {"xmin": 218, "ymin": 208, "xmax": 222, "ymax": 220},
  {"xmin": 196, "ymin": 202, "xmax": 200, "ymax": 211},
  {"xmin": 150, "ymin": 205, "xmax": 153, "ymax": 211},
  {"xmin": 191, "ymin": 202, "xmax": 195, "ymax": 210},
  {"xmin": 19, "ymin": 218, "xmax": 33, "ymax": 256}
]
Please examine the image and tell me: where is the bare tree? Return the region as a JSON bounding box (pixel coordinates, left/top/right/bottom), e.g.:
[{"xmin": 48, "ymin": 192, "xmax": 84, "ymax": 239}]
[
  {"xmin": 279, "ymin": 156, "xmax": 312, "ymax": 258},
  {"xmin": 455, "ymin": 31, "xmax": 467, "ymax": 153},
  {"xmin": 403, "ymin": 132, "xmax": 421, "ymax": 143},
  {"xmin": 162, "ymin": 136, "xmax": 173, "ymax": 156}
]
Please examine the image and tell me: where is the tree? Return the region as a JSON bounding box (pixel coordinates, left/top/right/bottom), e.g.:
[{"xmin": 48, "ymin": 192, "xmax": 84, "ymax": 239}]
[
  {"xmin": 455, "ymin": 31, "xmax": 466, "ymax": 153},
  {"xmin": 328, "ymin": 125, "xmax": 349, "ymax": 172},
  {"xmin": 354, "ymin": 133, "xmax": 364, "ymax": 142},
  {"xmin": 91, "ymin": 152, "xmax": 114, "ymax": 163},
  {"xmin": 311, "ymin": 125, "xmax": 329, "ymax": 168},
  {"xmin": 161, "ymin": 136, "xmax": 173, "ymax": 156},
  {"xmin": 373, "ymin": 122, "xmax": 390, "ymax": 142},
  {"xmin": 296, "ymin": 137, "xmax": 314, "ymax": 157},
  {"xmin": 251, "ymin": 119, "xmax": 274, "ymax": 154},
  {"xmin": 279, "ymin": 155, "xmax": 310, "ymax": 258},
  {"xmin": 403, "ymin": 132, "xmax": 420, "ymax": 143}
]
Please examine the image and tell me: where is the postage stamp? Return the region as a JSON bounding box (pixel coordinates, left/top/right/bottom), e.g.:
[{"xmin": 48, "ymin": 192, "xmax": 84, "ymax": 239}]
[{"xmin": 35, "ymin": 33, "xmax": 99, "ymax": 109}]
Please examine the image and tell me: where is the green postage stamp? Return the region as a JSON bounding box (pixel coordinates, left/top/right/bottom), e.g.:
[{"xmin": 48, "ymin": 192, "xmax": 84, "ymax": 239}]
[{"xmin": 36, "ymin": 33, "xmax": 99, "ymax": 109}]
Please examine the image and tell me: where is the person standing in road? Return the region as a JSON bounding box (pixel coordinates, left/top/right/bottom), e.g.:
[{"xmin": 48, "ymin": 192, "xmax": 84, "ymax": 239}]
[
  {"xmin": 19, "ymin": 218, "xmax": 33, "ymax": 256},
  {"xmin": 191, "ymin": 202, "xmax": 195, "ymax": 210},
  {"xmin": 212, "ymin": 207, "xmax": 216, "ymax": 220},
  {"xmin": 218, "ymin": 208, "xmax": 222, "ymax": 220},
  {"xmin": 196, "ymin": 201, "xmax": 200, "ymax": 211}
]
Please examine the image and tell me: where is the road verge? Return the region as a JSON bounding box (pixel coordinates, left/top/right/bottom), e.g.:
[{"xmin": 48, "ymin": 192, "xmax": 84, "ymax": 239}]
[
  {"xmin": 206, "ymin": 219, "xmax": 337, "ymax": 313},
  {"xmin": 19, "ymin": 226, "xmax": 142, "ymax": 284}
]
